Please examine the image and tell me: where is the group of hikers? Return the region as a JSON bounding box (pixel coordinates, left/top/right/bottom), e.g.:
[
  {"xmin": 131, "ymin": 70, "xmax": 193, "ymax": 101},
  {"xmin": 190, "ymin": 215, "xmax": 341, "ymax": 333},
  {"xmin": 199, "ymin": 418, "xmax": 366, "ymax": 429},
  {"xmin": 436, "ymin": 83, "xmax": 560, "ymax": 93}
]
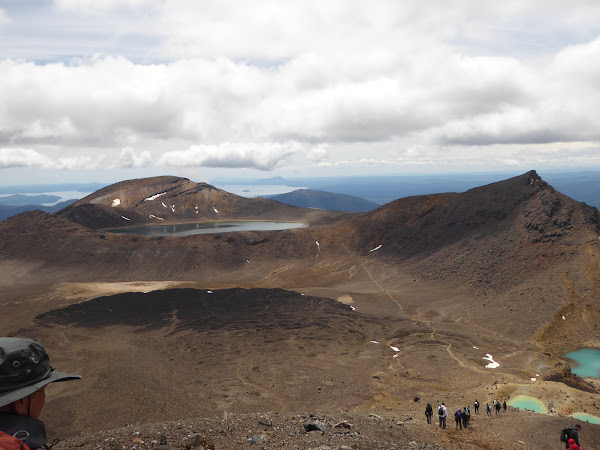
[
  {"xmin": 0, "ymin": 336, "xmax": 589, "ymax": 450},
  {"xmin": 424, "ymin": 399, "xmax": 585, "ymax": 449},
  {"xmin": 424, "ymin": 398, "xmax": 507, "ymax": 430}
]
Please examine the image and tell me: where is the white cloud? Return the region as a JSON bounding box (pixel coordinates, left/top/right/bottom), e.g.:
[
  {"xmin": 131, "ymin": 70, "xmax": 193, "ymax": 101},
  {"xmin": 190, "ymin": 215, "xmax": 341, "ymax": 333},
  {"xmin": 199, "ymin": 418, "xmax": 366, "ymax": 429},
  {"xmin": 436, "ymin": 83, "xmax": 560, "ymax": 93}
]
[
  {"xmin": 0, "ymin": 9, "xmax": 9, "ymax": 28},
  {"xmin": 55, "ymin": 0, "xmax": 156, "ymax": 13},
  {"xmin": 0, "ymin": 148, "xmax": 52, "ymax": 168},
  {"xmin": 0, "ymin": 148, "xmax": 103, "ymax": 170},
  {"xmin": 158, "ymin": 142, "xmax": 300, "ymax": 171},
  {"xmin": 2, "ymin": 1, "xmax": 600, "ymax": 178},
  {"xmin": 306, "ymin": 144, "xmax": 329, "ymax": 162},
  {"xmin": 120, "ymin": 146, "xmax": 152, "ymax": 168},
  {"xmin": 502, "ymin": 159, "xmax": 521, "ymax": 167}
]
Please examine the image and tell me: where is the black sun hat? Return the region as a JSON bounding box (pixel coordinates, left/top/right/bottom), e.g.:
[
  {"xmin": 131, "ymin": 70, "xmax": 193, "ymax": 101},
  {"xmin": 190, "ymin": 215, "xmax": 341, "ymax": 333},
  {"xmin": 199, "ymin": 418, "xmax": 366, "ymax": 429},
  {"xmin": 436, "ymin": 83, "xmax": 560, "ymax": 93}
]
[{"xmin": 0, "ymin": 337, "xmax": 81, "ymax": 408}]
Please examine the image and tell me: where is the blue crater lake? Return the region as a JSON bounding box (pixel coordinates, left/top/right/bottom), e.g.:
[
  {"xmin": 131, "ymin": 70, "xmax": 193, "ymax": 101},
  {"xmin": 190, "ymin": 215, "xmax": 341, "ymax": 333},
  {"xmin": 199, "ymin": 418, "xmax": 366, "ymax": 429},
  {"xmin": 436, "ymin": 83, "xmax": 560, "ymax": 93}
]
[
  {"xmin": 564, "ymin": 348, "xmax": 600, "ymax": 378},
  {"xmin": 107, "ymin": 221, "xmax": 308, "ymax": 237}
]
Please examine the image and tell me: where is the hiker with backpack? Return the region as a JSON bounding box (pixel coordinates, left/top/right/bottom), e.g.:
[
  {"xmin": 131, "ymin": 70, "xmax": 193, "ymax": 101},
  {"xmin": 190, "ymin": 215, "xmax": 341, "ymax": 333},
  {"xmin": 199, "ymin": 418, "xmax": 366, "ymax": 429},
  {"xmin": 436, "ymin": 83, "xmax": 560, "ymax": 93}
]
[
  {"xmin": 437, "ymin": 402, "xmax": 447, "ymax": 429},
  {"xmin": 462, "ymin": 406, "xmax": 470, "ymax": 428},
  {"xmin": 425, "ymin": 403, "xmax": 433, "ymax": 424},
  {"xmin": 474, "ymin": 399, "xmax": 479, "ymax": 414},
  {"xmin": 494, "ymin": 399, "xmax": 501, "ymax": 415},
  {"xmin": 454, "ymin": 408, "xmax": 462, "ymax": 430},
  {"xmin": 561, "ymin": 424, "xmax": 582, "ymax": 449}
]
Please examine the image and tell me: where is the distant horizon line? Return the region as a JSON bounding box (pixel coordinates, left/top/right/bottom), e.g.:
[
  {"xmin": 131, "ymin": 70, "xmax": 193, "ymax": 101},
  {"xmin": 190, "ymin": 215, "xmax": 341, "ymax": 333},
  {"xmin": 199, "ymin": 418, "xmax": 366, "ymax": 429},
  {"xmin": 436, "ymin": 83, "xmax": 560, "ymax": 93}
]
[{"xmin": 4, "ymin": 167, "xmax": 600, "ymax": 189}]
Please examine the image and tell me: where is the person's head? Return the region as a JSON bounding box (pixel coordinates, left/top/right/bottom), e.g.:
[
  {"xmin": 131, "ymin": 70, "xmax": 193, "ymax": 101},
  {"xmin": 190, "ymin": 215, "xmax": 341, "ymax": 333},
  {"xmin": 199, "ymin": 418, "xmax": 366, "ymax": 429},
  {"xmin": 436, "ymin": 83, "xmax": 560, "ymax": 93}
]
[
  {"xmin": 0, "ymin": 337, "xmax": 81, "ymax": 419},
  {"xmin": 575, "ymin": 424, "xmax": 582, "ymax": 432}
]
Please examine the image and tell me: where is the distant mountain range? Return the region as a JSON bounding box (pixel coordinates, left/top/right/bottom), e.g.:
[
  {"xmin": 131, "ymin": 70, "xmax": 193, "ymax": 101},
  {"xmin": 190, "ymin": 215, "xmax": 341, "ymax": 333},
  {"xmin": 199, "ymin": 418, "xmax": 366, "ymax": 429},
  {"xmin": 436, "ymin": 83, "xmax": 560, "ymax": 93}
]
[
  {"xmin": 266, "ymin": 189, "xmax": 380, "ymax": 212},
  {"xmin": 218, "ymin": 171, "xmax": 600, "ymax": 207},
  {"xmin": 0, "ymin": 199, "xmax": 77, "ymax": 222}
]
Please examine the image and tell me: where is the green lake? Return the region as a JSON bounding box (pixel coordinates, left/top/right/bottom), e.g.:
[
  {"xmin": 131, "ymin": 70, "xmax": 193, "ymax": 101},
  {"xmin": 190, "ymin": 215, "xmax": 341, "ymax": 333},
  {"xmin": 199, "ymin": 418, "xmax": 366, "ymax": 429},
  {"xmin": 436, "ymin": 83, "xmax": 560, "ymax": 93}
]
[
  {"xmin": 107, "ymin": 221, "xmax": 307, "ymax": 236},
  {"xmin": 507, "ymin": 395, "xmax": 548, "ymax": 414},
  {"xmin": 564, "ymin": 348, "xmax": 600, "ymax": 378},
  {"xmin": 571, "ymin": 412, "xmax": 600, "ymax": 424}
]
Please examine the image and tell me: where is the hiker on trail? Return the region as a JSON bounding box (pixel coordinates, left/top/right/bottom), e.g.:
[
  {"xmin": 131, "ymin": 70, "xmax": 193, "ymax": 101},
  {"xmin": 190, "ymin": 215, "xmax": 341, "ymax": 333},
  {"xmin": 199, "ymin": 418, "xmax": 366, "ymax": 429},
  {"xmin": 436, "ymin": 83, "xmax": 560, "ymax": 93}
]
[
  {"xmin": 561, "ymin": 425, "xmax": 582, "ymax": 449},
  {"xmin": 502, "ymin": 400, "xmax": 507, "ymax": 412},
  {"xmin": 486, "ymin": 403, "xmax": 492, "ymax": 417},
  {"xmin": 454, "ymin": 408, "xmax": 462, "ymax": 430},
  {"xmin": 462, "ymin": 406, "xmax": 470, "ymax": 428},
  {"xmin": 0, "ymin": 337, "xmax": 81, "ymax": 450},
  {"xmin": 438, "ymin": 402, "xmax": 447, "ymax": 429},
  {"xmin": 494, "ymin": 399, "xmax": 501, "ymax": 415},
  {"xmin": 425, "ymin": 403, "xmax": 433, "ymax": 424},
  {"xmin": 474, "ymin": 399, "xmax": 479, "ymax": 414}
]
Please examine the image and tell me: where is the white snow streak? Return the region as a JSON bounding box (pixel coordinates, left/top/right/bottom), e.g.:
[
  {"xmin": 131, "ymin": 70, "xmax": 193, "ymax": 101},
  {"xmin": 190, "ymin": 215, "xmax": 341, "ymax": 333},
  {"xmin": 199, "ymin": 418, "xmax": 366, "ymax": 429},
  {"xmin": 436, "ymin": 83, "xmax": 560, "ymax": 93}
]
[
  {"xmin": 121, "ymin": 216, "xmax": 130, "ymax": 221},
  {"xmin": 144, "ymin": 192, "xmax": 166, "ymax": 201},
  {"xmin": 207, "ymin": 290, "xmax": 213, "ymax": 294},
  {"xmin": 161, "ymin": 201, "xmax": 167, "ymax": 208},
  {"xmin": 473, "ymin": 346, "xmax": 479, "ymax": 349},
  {"xmin": 370, "ymin": 340, "xmax": 379, "ymax": 344},
  {"xmin": 369, "ymin": 244, "xmax": 382, "ymax": 252},
  {"xmin": 350, "ymin": 306, "xmax": 355, "ymax": 311},
  {"xmin": 482, "ymin": 354, "xmax": 499, "ymax": 369},
  {"xmin": 390, "ymin": 346, "xmax": 400, "ymax": 352},
  {"xmin": 149, "ymin": 214, "xmax": 164, "ymax": 220},
  {"xmin": 171, "ymin": 205, "xmax": 175, "ymax": 212},
  {"xmin": 111, "ymin": 198, "xmax": 120, "ymax": 207},
  {"xmin": 213, "ymin": 207, "xmax": 219, "ymax": 213},
  {"xmin": 531, "ymin": 377, "xmax": 537, "ymax": 382}
]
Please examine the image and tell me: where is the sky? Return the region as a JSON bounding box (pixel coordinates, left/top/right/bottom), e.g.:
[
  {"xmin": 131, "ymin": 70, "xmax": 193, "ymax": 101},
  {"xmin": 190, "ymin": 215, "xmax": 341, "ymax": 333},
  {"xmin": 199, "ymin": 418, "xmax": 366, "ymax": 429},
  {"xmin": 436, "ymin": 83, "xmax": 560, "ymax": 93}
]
[{"xmin": 2, "ymin": 0, "xmax": 600, "ymax": 186}]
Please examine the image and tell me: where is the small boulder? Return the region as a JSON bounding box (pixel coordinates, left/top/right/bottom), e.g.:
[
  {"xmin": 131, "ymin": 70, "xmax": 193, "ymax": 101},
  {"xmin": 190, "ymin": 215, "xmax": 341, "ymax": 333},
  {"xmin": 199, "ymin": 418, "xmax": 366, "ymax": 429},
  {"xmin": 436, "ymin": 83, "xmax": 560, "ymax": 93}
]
[{"xmin": 303, "ymin": 420, "xmax": 327, "ymax": 433}]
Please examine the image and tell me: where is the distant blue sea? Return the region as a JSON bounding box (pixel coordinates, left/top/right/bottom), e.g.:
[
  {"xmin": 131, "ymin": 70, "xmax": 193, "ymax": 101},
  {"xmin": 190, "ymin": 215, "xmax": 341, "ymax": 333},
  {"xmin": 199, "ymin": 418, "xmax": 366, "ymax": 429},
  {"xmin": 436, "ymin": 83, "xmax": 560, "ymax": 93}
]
[{"xmin": 215, "ymin": 184, "xmax": 306, "ymax": 197}]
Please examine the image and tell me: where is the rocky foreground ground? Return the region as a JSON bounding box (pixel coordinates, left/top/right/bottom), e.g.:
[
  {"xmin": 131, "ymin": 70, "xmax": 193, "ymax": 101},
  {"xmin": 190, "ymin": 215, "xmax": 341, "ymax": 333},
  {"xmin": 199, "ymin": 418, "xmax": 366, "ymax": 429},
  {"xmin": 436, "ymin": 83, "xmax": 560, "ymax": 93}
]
[
  {"xmin": 56, "ymin": 410, "xmax": 453, "ymax": 449},
  {"xmin": 54, "ymin": 407, "xmax": 597, "ymax": 450}
]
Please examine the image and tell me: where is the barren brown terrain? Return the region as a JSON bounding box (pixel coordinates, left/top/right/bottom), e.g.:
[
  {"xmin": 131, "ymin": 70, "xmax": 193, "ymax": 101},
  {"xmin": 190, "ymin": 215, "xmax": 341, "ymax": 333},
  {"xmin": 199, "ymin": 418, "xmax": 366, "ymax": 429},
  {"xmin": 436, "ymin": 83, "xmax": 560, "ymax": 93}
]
[{"xmin": 1, "ymin": 171, "xmax": 600, "ymax": 449}]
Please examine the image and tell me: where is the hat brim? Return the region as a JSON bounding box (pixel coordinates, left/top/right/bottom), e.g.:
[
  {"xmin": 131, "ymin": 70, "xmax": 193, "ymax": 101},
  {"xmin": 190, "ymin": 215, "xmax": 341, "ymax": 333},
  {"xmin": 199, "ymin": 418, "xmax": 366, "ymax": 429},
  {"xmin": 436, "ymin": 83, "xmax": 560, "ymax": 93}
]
[{"xmin": 0, "ymin": 370, "xmax": 81, "ymax": 408}]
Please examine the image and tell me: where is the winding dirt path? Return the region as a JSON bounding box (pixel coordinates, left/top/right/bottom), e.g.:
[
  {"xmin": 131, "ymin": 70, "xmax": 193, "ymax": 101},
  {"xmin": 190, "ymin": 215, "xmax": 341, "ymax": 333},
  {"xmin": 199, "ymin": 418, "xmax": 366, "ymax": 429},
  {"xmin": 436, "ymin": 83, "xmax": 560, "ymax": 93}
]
[{"xmin": 361, "ymin": 264, "xmax": 405, "ymax": 316}]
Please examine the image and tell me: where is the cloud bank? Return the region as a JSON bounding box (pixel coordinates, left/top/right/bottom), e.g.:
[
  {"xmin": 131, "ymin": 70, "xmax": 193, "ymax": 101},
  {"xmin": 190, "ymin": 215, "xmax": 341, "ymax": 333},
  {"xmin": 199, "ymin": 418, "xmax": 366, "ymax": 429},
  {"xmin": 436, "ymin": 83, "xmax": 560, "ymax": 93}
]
[{"xmin": 0, "ymin": 1, "xmax": 600, "ymax": 179}]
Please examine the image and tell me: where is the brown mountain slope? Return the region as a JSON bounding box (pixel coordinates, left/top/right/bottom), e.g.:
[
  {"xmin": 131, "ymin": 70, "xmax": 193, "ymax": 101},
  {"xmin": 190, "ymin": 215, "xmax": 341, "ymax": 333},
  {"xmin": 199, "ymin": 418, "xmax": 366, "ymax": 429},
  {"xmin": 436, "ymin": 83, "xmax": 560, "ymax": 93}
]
[
  {"xmin": 1, "ymin": 170, "xmax": 599, "ymax": 345},
  {"xmin": 57, "ymin": 175, "xmax": 343, "ymax": 229},
  {"xmin": 1, "ymin": 171, "xmax": 599, "ymax": 292}
]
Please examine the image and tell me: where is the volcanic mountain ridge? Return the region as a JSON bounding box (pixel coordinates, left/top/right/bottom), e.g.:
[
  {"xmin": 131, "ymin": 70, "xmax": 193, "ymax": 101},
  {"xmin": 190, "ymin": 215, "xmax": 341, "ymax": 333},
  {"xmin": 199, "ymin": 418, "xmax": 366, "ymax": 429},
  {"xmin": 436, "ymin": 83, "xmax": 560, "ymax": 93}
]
[{"xmin": 57, "ymin": 175, "xmax": 344, "ymax": 229}]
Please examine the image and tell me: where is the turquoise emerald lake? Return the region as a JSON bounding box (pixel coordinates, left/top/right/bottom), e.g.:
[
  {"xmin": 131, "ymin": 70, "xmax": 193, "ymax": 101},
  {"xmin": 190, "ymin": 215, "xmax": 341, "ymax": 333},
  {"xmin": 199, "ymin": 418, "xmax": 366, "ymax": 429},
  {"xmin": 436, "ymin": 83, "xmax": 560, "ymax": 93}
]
[
  {"xmin": 564, "ymin": 348, "xmax": 600, "ymax": 378},
  {"xmin": 571, "ymin": 412, "xmax": 600, "ymax": 424},
  {"xmin": 507, "ymin": 395, "xmax": 547, "ymax": 414}
]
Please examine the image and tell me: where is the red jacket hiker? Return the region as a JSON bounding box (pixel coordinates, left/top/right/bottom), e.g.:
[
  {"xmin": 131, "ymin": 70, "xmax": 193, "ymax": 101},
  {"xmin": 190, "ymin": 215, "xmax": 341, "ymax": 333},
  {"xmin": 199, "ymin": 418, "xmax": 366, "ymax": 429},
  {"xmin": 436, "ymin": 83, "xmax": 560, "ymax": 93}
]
[{"xmin": 0, "ymin": 430, "xmax": 32, "ymax": 449}]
